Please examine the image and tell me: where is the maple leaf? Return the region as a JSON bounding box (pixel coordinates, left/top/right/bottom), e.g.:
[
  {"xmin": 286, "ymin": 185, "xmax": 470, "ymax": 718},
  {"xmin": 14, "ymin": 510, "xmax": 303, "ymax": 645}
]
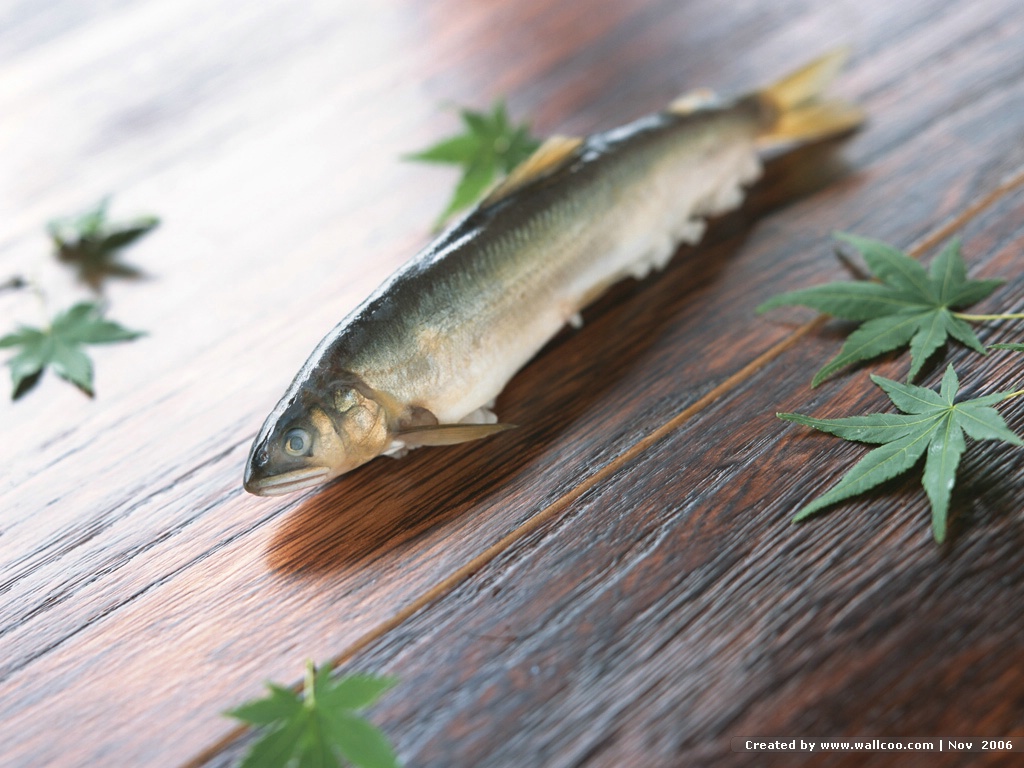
[
  {"xmin": 779, "ymin": 365, "xmax": 1023, "ymax": 542},
  {"xmin": 0, "ymin": 301, "xmax": 144, "ymax": 398},
  {"xmin": 759, "ymin": 234, "xmax": 1003, "ymax": 386},
  {"xmin": 226, "ymin": 661, "xmax": 400, "ymax": 768},
  {"xmin": 47, "ymin": 196, "xmax": 160, "ymax": 291},
  {"xmin": 405, "ymin": 100, "xmax": 540, "ymax": 228}
]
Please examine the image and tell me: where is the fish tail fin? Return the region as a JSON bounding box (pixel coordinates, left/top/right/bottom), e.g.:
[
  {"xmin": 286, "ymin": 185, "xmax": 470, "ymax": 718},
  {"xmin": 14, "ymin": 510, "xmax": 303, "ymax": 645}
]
[{"xmin": 757, "ymin": 47, "xmax": 864, "ymax": 148}]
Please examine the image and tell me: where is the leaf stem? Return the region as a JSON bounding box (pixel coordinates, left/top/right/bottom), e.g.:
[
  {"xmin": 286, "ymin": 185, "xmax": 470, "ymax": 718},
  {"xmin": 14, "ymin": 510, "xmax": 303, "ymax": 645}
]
[
  {"xmin": 1000, "ymin": 389, "xmax": 1024, "ymax": 401},
  {"xmin": 954, "ymin": 311, "xmax": 1024, "ymax": 321},
  {"xmin": 0, "ymin": 275, "xmax": 27, "ymax": 293},
  {"xmin": 304, "ymin": 659, "xmax": 316, "ymax": 709},
  {"xmin": 22, "ymin": 277, "xmax": 51, "ymax": 329}
]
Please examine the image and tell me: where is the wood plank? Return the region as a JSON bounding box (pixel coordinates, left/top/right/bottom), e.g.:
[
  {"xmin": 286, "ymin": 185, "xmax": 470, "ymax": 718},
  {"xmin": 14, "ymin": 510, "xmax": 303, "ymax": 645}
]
[
  {"xmin": 1, "ymin": 0, "xmax": 1022, "ymax": 765},
  {"xmin": 271, "ymin": 185, "xmax": 1024, "ymax": 768}
]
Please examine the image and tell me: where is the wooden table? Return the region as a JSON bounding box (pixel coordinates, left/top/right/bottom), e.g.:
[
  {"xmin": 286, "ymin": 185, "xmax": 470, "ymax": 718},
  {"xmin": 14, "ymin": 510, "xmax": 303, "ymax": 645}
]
[{"xmin": 3, "ymin": 1, "xmax": 1023, "ymax": 766}]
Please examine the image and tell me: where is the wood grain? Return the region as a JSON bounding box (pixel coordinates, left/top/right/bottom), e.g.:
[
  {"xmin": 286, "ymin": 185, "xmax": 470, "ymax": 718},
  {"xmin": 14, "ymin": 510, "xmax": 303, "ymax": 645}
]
[
  {"xmin": 253, "ymin": 185, "xmax": 1024, "ymax": 768},
  {"xmin": 1, "ymin": 0, "xmax": 1023, "ymax": 766}
]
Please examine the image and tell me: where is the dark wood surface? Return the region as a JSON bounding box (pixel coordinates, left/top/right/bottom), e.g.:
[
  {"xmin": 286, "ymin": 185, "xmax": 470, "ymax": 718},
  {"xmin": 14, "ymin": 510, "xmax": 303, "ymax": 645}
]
[{"xmin": 2, "ymin": 1, "xmax": 1023, "ymax": 766}]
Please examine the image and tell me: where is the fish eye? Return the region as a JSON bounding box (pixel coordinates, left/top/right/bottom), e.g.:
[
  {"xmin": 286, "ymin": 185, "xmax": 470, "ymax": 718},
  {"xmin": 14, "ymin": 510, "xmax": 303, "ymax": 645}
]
[{"xmin": 283, "ymin": 427, "xmax": 311, "ymax": 456}]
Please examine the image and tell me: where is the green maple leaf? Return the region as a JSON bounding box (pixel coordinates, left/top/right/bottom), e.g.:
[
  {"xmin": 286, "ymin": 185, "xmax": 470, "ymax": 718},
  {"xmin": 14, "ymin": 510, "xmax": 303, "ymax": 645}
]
[
  {"xmin": 405, "ymin": 100, "xmax": 540, "ymax": 228},
  {"xmin": 779, "ymin": 365, "xmax": 1023, "ymax": 542},
  {"xmin": 227, "ymin": 661, "xmax": 400, "ymax": 768},
  {"xmin": 0, "ymin": 301, "xmax": 144, "ymax": 399},
  {"xmin": 47, "ymin": 196, "xmax": 160, "ymax": 291},
  {"xmin": 758, "ymin": 234, "xmax": 1003, "ymax": 386}
]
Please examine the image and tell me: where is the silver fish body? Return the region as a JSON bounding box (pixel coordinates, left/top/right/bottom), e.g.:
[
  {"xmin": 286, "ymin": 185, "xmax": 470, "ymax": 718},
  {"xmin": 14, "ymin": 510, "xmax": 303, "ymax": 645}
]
[{"xmin": 245, "ymin": 53, "xmax": 861, "ymax": 495}]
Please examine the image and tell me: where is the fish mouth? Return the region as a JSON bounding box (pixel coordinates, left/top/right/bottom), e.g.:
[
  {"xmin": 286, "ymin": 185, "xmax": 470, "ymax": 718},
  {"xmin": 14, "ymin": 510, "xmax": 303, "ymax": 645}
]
[{"xmin": 245, "ymin": 466, "xmax": 331, "ymax": 496}]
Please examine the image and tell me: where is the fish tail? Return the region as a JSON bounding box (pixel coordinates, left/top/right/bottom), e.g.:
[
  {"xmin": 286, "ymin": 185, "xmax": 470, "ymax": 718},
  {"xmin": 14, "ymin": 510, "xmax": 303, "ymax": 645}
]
[{"xmin": 757, "ymin": 48, "xmax": 864, "ymax": 147}]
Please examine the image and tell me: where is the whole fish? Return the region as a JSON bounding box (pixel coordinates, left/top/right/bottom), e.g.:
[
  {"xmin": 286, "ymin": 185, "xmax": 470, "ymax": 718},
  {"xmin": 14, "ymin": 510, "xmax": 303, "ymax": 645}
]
[{"xmin": 245, "ymin": 50, "xmax": 862, "ymax": 496}]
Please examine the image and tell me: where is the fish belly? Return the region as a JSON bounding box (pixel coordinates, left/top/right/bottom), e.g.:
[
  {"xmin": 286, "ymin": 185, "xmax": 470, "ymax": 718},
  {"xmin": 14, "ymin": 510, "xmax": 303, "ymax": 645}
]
[{"xmin": 424, "ymin": 128, "xmax": 762, "ymax": 424}]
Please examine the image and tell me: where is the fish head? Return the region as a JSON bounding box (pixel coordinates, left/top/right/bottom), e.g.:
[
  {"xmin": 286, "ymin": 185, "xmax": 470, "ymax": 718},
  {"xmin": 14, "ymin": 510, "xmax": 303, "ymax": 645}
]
[{"xmin": 244, "ymin": 377, "xmax": 392, "ymax": 496}]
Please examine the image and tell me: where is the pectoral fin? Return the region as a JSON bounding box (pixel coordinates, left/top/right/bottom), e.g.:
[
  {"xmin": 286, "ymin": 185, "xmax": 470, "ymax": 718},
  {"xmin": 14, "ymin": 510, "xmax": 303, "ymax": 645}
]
[{"xmin": 396, "ymin": 422, "xmax": 517, "ymax": 447}]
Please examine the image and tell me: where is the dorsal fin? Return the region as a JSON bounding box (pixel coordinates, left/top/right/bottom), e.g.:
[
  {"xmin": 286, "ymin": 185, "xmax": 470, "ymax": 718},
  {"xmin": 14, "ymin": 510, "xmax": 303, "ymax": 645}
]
[
  {"xmin": 481, "ymin": 135, "xmax": 583, "ymax": 206},
  {"xmin": 667, "ymin": 88, "xmax": 717, "ymax": 115}
]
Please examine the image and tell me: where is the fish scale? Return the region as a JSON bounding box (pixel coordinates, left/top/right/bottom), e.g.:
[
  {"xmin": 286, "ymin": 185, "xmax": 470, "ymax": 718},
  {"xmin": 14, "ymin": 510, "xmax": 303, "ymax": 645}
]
[{"xmin": 244, "ymin": 49, "xmax": 864, "ymax": 496}]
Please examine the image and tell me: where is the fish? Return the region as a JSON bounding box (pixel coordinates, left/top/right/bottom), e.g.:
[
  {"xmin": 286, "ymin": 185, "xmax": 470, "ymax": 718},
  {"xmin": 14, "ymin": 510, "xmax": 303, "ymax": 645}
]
[{"xmin": 244, "ymin": 50, "xmax": 863, "ymax": 496}]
